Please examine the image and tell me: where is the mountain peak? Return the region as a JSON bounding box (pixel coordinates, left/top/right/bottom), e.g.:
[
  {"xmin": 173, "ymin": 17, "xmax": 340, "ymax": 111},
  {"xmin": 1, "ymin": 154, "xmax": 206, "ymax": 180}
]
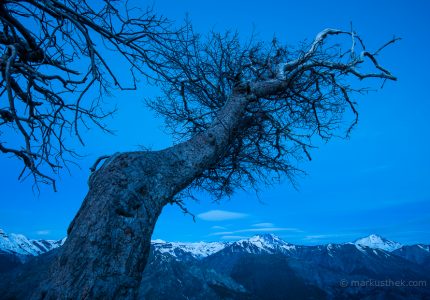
[
  {"xmin": 152, "ymin": 240, "xmax": 226, "ymax": 259},
  {"xmin": 249, "ymin": 233, "xmax": 281, "ymax": 242},
  {"xmin": 0, "ymin": 228, "xmax": 64, "ymax": 258},
  {"xmin": 354, "ymin": 234, "xmax": 402, "ymax": 252},
  {"xmin": 229, "ymin": 234, "xmax": 296, "ymax": 254}
]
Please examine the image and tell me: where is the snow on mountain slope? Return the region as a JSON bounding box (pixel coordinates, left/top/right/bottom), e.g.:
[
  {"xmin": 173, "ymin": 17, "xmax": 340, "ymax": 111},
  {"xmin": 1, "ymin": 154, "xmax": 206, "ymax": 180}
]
[
  {"xmin": 1, "ymin": 227, "xmax": 226, "ymax": 261},
  {"xmin": 418, "ymin": 244, "xmax": 430, "ymax": 252},
  {"xmin": 0, "ymin": 229, "xmax": 415, "ymax": 262},
  {"xmin": 0, "ymin": 229, "xmax": 64, "ymax": 257},
  {"xmin": 152, "ymin": 239, "xmax": 227, "ymax": 259},
  {"xmin": 354, "ymin": 234, "xmax": 402, "ymax": 252},
  {"xmin": 227, "ymin": 234, "xmax": 296, "ymax": 254}
]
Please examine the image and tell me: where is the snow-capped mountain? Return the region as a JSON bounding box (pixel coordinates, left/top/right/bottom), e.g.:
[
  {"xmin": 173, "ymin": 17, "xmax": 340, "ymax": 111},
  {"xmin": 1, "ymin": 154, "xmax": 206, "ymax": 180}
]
[
  {"xmin": 0, "ymin": 229, "xmax": 64, "ymax": 259},
  {"xmin": 152, "ymin": 239, "xmax": 226, "ymax": 259},
  {"xmin": 353, "ymin": 234, "xmax": 402, "ymax": 252},
  {"xmin": 152, "ymin": 234, "xmax": 298, "ymax": 260},
  {"xmin": 1, "ymin": 230, "xmax": 430, "ymax": 300},
  {"xmin": 224, "ymin": 233, "xmax": 297, "ymax": 255},
  {"xmin": 0, "ymin": 230, "xmax": 411, "ymax": 259}
]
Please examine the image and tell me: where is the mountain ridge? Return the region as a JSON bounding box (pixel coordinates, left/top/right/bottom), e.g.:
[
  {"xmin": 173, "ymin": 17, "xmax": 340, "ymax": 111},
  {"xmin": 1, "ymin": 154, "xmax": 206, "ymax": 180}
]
[
  {"xmin": 1, "ymin": 230, "xmax": 429, "ymax": 299},
  {"xmin": 0, "ymin": 229, "xmax": 64, "ymax": 259},
  {"xmin": 2, "ymin": 229, "xmax": 428, "ymax": 260}
]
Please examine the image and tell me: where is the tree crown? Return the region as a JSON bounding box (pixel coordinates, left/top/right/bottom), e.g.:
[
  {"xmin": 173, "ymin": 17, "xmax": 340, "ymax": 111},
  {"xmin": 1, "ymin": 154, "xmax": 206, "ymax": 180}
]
[{"xmin": 0, "ymin": 1, "xmax": 397, "ymax": 195}]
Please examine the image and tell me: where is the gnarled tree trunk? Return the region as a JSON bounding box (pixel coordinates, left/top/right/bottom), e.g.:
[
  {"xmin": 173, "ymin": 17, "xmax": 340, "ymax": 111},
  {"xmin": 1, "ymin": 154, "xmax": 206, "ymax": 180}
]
[{"xmin": 32, "ymin": 93, "xmax": 250, "ymax": 299}]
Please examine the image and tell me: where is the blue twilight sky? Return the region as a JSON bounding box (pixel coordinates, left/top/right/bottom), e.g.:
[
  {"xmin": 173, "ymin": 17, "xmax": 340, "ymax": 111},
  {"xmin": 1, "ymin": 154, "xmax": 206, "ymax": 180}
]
[{"xmin": 0, "ymin": 0, "xmax": 429, "ymax": 245}]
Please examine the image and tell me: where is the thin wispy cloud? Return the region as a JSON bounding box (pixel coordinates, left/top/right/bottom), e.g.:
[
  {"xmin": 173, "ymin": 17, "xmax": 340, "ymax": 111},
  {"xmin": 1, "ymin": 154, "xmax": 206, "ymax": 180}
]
[
  {"xmin": 210, "ymin": 231, "xmax": 234, "ymax": 236},
  {"xmin": 35, "ymin": 230, "xmax": 51, "ymax": 236},
  {"xmin": 304, "ymin": 235, "xmax": 332, "ymax": 240},
  {"xmin": 303, "ymin": 232, "xmax": 360, "ymax": 241},
  {"xmin": 238, "ymin": 227, "xmax": 300, "ymax": 233},
  {"xmin": 210, "ymin": 227, "xmax": 300, "ymax": 236},
  {"xmin": 211, "ymin": 225, "xmax": 227, "ymax": 230},
  {"xmin": 197, "ymin": 210, "xmax": 248, "ymax": 221},
  {"xmin": 221, "ymin": 235, "xmax": 249, "ymax": 240},
  {"xmin": 252, "ymin": 222, "xmax": 275, "ymax": 228}
]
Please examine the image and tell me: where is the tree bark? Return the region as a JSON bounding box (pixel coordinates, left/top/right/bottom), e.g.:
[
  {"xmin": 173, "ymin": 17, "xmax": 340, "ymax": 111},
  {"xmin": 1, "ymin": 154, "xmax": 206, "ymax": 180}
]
[{"xmin": 31, "ymin": 93, "xmax": 250, "ymax": 299}]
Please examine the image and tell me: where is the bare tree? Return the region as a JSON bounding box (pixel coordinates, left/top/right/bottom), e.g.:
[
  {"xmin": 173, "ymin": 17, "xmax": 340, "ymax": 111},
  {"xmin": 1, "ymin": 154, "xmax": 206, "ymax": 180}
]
[
  {"xmin": 0, "ymin": 0, "xmax": 180, "ymax": 190},
  {"xmin": 1, "ymin": 1, "xmax": 398, "ymax": 299}
]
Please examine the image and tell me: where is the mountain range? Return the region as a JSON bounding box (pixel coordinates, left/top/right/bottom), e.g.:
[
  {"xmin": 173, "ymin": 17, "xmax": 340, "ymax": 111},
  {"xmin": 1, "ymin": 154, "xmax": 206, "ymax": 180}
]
[{"xmin": 0, "ymin": 229, "xmax": 429, "ymax": 299}]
